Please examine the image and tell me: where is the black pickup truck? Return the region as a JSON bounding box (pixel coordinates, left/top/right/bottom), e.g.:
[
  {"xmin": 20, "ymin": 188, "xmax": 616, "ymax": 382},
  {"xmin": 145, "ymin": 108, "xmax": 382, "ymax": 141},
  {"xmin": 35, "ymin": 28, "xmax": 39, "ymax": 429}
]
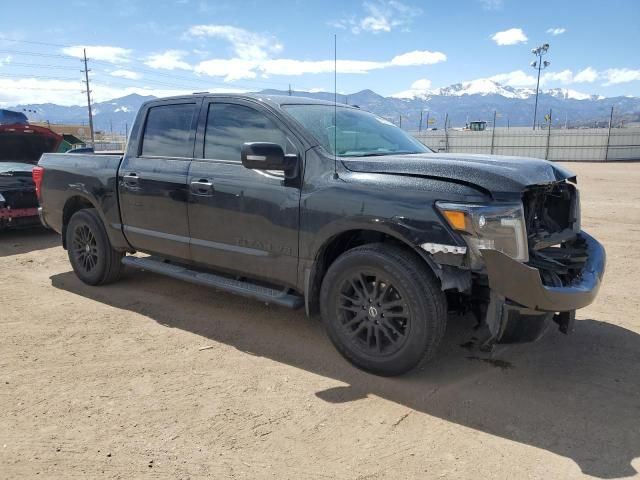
[{"xmin": 37, "ymin": 94, "xmax": 606, "ymax": 376}]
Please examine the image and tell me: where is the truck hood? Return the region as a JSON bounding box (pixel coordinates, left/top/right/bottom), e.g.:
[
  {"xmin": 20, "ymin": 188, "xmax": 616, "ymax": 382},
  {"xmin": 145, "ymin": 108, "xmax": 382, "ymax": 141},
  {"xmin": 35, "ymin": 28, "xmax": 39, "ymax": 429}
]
[
  {"xmin": 0, "ymin": 162, "xmax": 35, "ymax": 190},
  {"xmin": 342, "ymin": 153, "xmax": 575, "ymax": 195}
]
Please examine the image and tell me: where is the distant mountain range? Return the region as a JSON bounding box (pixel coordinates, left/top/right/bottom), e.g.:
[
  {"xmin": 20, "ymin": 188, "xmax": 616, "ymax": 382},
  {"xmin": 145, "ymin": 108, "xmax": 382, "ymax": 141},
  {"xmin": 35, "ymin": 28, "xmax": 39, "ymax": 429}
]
[{"xmin": 8, "ymin": 80, "xmax": 640, "ymax": 135}]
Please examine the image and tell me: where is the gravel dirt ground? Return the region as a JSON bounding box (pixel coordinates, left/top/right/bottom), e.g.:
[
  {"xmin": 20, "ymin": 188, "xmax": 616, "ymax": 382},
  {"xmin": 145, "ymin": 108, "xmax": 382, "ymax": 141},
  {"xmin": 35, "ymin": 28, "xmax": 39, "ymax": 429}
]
[{"xmin": 1, "ymin": 162, "xmax": 639, "ymax": 480}]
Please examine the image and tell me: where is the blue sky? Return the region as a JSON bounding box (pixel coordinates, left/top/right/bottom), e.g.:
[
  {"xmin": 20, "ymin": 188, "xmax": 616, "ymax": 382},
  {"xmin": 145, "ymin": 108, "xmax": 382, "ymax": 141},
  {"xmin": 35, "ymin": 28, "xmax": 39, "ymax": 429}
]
[{"xmin": 0, "ymin": 0, "xmax": 639, "ymax": 105}]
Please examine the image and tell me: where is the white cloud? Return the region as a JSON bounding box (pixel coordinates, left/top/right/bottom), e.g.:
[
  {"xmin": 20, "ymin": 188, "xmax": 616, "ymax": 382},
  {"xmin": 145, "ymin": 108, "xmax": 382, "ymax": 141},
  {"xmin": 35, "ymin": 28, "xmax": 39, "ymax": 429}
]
[
  {"xmin": 0, "ymin": 77, "xmax": 249, "ymax": 107},
  {"xmin": 62, "ymin": 45, "xmax": 132, "ymax": 63},
  {"xmin": 195, "ymin": 50, "xmax": 446, "ymax": 81},
  {"xmin": 110, "ymin": 69, "xmax": 141, "ymax": 80},
  {"xmin": 390, "ymin": 50, "xmax": 447, "ymax": 66},
  {"xmin": 0, "ymin": 55, "xmax": 12, "ymax": 66},
  {"xmin": 194, "ymin": 58, "xmax": 258, "ymax": 81},
  {"xmin": 546, "ymin": 27, "xmax": 566, "ymax": 36},
  {"xmin": 491, "ymin": 28, "xmax": 528, "ymax": 46},
  {"xmin": 481, "ymin": 67, "xmax": 639, "ymax": 89},
  {"xmin": 331, "ymin": 0, "xmax": 421, "ymax": 34},
  {"xmin": 187, "ymin": 23, "xmax": 445, "ymax": 81},
  {"xmin": 188, "ymin": 25, "xmax": 282, "ymax": 60},
  {"xmin": 145, "ymin": 50, "xmax": 192, "ymax": 71},
  {"xmin": 542, "ymin": 69, "xmax": 573, "ymax": 84},
  {"xmin": 478, "ymin": 0, "xmax": 503, "ymax": 10},
  {"xmin": 574, "ymin": 67, "xmax": 598, "ymax": 83},
  {"xmin": 391, "ymin": 78, "xmax": 432, "ymax": 98},
  {"xmin": 489, "ymin": 70, "xmax": 536, "ymax": 87},
  {"xmin": 603, "ymin": 68, "xmax": 640, "ymax": 85}
]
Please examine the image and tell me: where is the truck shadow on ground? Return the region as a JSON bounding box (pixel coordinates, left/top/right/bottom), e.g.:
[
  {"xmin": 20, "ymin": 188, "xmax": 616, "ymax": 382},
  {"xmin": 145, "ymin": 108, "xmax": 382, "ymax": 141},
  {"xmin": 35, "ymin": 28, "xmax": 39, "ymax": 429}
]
[
  {"xmin": 51, "ymin": 269, "xmax": 640, "ymax": 479},
  {"xmin": 0, "ymin": 227, "xmax": 59, "ymax": 257}
]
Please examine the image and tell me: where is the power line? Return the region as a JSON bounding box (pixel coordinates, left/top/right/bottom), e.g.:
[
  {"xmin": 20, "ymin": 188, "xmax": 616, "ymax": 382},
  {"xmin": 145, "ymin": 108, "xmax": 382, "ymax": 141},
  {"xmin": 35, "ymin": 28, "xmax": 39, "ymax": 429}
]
[
  {"xmin": 0, "ymin": 36, "xmax": 73, "ymax": 48},
  {"xmin": 0, "ymin": 72, "xmax": 80, "ymax": 81},
  {"xmin": 2, "ymin": 61, "xmax": 79, "ymax": 71},
  {"xmin": 0, "ymin": 49, "xmax": 77, "ymax": 60}
]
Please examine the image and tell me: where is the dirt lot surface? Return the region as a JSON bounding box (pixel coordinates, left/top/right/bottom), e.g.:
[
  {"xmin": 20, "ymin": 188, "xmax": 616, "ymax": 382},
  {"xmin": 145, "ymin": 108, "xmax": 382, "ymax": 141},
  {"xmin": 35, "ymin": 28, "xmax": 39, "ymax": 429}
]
[{"xmin": 1, "ymin": 162, "xmax": 640, "ymax": 479}]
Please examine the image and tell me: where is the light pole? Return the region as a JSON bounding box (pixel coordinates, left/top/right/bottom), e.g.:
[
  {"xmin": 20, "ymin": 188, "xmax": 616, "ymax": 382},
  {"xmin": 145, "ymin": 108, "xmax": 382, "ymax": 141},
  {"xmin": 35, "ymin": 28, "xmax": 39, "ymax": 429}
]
[{"xmin": 530, "ymin": 43, "xmax": 550, "ymax": 130}]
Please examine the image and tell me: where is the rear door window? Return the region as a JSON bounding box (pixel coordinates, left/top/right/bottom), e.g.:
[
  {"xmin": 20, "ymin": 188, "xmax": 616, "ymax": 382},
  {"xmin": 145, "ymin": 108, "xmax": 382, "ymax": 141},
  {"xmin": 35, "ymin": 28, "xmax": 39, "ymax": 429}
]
[{"xmin": 141, "ymin": 103, "xmax": 196, "ymax": 158}]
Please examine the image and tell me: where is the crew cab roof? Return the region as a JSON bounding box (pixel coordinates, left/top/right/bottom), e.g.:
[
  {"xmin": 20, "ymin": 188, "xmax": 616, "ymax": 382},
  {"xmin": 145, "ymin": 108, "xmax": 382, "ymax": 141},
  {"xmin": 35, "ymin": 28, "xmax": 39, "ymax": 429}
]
[{"xmin": 143, "ymin": 93, "xmax": 356, "ymax": 110}]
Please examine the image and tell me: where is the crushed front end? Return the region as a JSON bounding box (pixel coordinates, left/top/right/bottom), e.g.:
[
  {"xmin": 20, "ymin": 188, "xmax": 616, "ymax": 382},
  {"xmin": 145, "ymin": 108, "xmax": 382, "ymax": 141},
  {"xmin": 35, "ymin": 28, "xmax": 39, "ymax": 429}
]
[
  {"xmin": 436, "ymin": 179, "xmax": 606, "ymax": 349},
  {"xmin": 483, "ymin": 181, "xmax": 605, "ymax": 346}
]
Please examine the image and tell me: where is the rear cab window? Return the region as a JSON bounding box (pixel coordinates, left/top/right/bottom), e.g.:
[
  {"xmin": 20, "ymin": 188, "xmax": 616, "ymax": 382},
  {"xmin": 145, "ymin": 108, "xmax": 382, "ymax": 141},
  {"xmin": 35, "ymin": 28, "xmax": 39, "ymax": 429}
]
[{"xmin": 141, "ymin": 103, "xmax": 197, "ymax": 158}]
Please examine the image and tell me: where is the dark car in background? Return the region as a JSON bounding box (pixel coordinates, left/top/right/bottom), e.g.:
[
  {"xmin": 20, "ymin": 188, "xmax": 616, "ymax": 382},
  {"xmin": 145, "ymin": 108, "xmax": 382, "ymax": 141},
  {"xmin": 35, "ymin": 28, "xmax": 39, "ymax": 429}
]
[{"xmin": 0, "ymin": 120, "xmax": 63, "ymax": 229}]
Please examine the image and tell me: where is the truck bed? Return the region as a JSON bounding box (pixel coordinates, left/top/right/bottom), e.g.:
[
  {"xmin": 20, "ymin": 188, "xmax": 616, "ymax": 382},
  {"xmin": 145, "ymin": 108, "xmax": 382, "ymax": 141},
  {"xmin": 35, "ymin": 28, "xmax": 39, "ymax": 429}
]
[{"xmin": 38, "ymin": 152, "xmax": 127, "ymax": 248}]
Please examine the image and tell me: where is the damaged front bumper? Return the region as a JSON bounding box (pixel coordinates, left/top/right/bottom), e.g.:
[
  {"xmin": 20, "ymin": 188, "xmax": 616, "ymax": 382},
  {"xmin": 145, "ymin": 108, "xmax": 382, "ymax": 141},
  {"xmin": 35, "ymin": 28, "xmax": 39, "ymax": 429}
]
[{"xmin": 480, "ymin": 231, "xmax": 605, "ymax": 345}]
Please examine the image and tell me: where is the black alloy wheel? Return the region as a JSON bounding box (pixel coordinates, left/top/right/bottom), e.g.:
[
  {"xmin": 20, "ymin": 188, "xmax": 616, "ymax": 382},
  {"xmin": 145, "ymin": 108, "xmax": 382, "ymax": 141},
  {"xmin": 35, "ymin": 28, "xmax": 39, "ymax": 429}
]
[
  {"xmin": 337, "ymin": 271, "xmax": 411, "ymax": 356},
  {"xmin": 66, "ymin": 208, "xmax": 124, "ymax": 285},
  {"xmin": 320, "ymin": 243, "xmax": 447, "ymax": 376},
  {"xmin": 71, "ymin": 223, "xmax": 99, "ymax": 274}
]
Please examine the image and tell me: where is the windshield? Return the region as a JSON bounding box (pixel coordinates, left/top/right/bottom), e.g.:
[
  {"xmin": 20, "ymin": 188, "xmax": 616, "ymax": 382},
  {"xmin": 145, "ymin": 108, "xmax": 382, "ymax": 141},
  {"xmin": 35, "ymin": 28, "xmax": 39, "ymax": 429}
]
[{"xmin": 283, "ymin": 104, "xmax": 431, "ymax": 157}]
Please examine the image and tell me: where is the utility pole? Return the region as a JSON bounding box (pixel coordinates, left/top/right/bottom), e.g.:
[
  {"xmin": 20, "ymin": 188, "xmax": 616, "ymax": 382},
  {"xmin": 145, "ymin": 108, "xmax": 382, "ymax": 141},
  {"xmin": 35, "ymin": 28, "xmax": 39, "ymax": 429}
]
[
  {"xmin": 425, "ymin": 111, "xmax": 430, "ymax": 132},
  {"xmin": 491, "ymin": 110, "xmax": 497, "ymax": 154},
  {"xmin": 605, "ymin": 106, "xmax": 614, "ymax": 161},
  {"xmin": 530, "ymin": 43, "xmax": 550, "ymax": 131},
  {"xmin": 545, "ymin": 108, "xmax": 553, "ymax": 160},
  {"xmin": 419, "ymin": 111, "xmax": 423, "ymax": 133},
  {"xmin": 288, "ymin": 84, "xmax": 292, "ymax": 96},
  {"xmin": 81, "ymin": 48, "xmax": 95, "ymax": 146},
  {"xmin": 444, "ymin": 112, "xmax": 449, "ymax": 152},
  {"xmin": 399, "ymin": 114, "xmax": 402, "ymax": 129}
]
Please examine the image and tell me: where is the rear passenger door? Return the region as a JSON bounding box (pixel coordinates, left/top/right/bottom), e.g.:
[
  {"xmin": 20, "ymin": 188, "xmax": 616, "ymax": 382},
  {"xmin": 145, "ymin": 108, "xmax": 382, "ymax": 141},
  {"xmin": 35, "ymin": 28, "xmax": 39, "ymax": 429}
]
[
  {"xmin": 119, "ymin": 99, "xmax": 200, "ymax": 260},
  {"xmin": 187, "ymin": 99, "xmax": 302, "ymax": 288}
]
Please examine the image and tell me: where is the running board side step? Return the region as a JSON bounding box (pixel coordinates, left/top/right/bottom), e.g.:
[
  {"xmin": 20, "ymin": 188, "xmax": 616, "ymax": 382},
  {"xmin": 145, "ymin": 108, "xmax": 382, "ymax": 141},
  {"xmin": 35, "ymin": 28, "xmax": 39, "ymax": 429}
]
[{"xmin": 121, "ymin": 256, "xmax": 304, "ymax": 309}]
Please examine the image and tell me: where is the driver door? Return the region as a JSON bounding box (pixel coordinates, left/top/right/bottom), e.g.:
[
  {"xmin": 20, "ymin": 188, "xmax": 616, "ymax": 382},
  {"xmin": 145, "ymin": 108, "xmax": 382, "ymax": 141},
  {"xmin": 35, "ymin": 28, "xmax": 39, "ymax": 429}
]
[{"xmin": 187, "ymin": 99, "xmax": 302, "ymax": 288}]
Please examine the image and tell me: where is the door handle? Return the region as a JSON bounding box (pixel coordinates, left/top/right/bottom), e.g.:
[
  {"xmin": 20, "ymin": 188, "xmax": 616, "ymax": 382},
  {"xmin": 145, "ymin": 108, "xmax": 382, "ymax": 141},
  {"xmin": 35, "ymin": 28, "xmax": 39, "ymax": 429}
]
[
  {"xmin": 122, "ymin": 172, "xmax": 139, "ymax": 188},
  {"xmin": 190, "ymin": 179, "xmax": 214, "ymax": 196}
]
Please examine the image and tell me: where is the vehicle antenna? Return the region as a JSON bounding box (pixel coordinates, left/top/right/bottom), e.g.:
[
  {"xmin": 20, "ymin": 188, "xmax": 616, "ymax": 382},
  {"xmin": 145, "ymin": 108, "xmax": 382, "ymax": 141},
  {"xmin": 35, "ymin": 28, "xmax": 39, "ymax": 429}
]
[{"xmin": 333, "ymin": 34, "xmax": 338, "ymax": 179}]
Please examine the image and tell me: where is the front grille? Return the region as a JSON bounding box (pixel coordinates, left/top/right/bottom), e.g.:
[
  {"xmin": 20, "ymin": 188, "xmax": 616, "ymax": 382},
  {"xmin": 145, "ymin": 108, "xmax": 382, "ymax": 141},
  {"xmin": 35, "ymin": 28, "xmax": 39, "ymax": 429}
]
[
  {"xmin": 522, "ymin": 182, "xmax": 584, "ymax": 286},
  {"xmin": 1, "ymin": 189, "xmax": 38, "ymax": 209},
  {"xmin": 522, "ymin": 181, "xmax": 578, "ymax": 242}
]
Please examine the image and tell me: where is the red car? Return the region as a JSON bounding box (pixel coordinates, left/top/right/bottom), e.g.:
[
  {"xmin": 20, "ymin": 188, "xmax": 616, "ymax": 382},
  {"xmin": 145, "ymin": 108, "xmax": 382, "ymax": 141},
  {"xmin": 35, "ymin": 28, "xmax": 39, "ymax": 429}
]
[{"xmin": 0, "ymin": 122, "xmax": 63, "ymax": 229}]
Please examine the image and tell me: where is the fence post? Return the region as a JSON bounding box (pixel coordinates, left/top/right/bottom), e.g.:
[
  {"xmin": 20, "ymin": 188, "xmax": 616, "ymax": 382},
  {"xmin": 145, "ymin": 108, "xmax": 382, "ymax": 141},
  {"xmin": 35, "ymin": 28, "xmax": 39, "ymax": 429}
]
[
  {"xmin": 545, "ymin": 108, "xmax": 552, "ymax": 160},
  {"xmin": 490, "ymin": 110, "xmax": 497, "ymax": 154},
  {"xmin": 605, "ymin": 106, "xmax": 614, "ymax": 162},
  {"xmin": 444, "ymin": 112, "xmax": 449, "ymax": 152}
]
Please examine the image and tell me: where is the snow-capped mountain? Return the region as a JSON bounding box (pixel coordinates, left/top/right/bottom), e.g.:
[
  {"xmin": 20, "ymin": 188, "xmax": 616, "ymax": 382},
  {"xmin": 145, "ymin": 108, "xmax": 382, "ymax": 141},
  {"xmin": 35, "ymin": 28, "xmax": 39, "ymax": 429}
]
[
  {"xmin": 545, "ymin": 88, "xmax": 604, "ymax": 101},
  {"xmin": 393, "ymin": 79, "xmax": 599, "ymax": 101},
  {"xmin": 428, "ymin": 80, "xmax": 533, "ymax": 99},
  {"xmin": 7, "ymin": 84, "xmax": 640, "ymax": 134}
]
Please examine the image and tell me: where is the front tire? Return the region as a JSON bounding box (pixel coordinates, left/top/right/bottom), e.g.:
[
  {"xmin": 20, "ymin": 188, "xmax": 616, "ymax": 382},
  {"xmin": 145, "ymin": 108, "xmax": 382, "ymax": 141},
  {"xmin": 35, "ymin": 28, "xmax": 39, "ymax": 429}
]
[
  {"xmin": 320, "ymin": 243, "xmax": 447, "ymax": 376},
  {"xmin": 66, "ymin": 208, "xmax": 123, "ymax": 285}
]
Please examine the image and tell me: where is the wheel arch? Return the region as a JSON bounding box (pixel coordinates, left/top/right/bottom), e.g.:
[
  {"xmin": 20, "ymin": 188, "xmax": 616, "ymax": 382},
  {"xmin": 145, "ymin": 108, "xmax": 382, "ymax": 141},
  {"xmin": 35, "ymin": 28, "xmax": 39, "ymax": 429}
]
[
  {"xmin": 304, "ymin": 228, "xmax": 441, "ymax": 317},
  {"xmin": 61, "ymin": 195, "xmax": 97, "ymax": 249}
]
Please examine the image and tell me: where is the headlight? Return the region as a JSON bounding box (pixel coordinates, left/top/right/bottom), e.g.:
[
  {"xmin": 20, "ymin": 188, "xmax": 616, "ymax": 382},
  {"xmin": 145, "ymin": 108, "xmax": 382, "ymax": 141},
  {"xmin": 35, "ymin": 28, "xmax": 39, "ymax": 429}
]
[{"xmin": 436, "ymin": 201, "xmax": 528, "ymax": 267}]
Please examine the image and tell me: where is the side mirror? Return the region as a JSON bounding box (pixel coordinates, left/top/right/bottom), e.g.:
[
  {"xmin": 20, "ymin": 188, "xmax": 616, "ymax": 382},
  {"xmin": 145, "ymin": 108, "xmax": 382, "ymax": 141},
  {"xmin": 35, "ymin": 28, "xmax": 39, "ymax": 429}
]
[{"xmin": 241, "ymin": 142, "xmax": 288, "ymax": 171}]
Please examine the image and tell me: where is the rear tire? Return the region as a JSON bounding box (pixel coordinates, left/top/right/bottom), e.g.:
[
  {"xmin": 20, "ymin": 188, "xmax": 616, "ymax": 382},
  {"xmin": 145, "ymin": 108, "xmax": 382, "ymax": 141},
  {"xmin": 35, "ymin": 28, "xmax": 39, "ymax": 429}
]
[
  {"xmin": 320, "ymin": 243, "xmax": 447, "ymax": 376},
  {"xmin": 66, "ymin": 208, "xmax": 123, "ymax": 285}
]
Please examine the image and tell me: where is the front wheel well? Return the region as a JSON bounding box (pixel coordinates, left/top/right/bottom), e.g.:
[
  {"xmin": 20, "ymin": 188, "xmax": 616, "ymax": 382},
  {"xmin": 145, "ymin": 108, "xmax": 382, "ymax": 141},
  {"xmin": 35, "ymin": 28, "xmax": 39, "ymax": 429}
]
[
  {"xmin": 306, "ymin": 230, "xmax": 437, "ymax": 316},
  {"xmin": 61, "ymin": 196, "xmax": 95, "ymax": 249}
]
